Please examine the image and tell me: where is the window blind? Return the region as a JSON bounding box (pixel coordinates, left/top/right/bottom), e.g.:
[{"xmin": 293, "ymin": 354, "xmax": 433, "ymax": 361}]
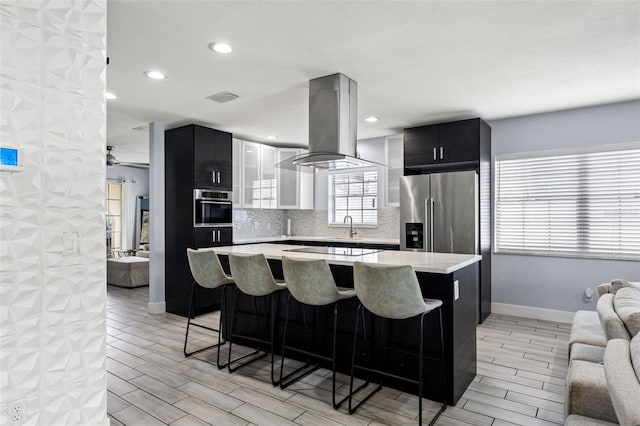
[
  {"xmin": 495, "ymin": 143, "xmax": 640, "ymax": 260},
  {"xmin": 328, "ymin": 168, "xmax": 378, "ymax": 225}
]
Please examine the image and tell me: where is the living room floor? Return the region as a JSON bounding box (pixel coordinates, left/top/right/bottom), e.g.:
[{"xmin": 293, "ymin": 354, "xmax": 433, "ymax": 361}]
[{"xmin": 106, "ymin": 286, "xmax": 569, "ymax": 426}]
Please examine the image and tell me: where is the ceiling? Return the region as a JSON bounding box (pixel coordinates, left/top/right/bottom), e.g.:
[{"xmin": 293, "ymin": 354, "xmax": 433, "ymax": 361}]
[{"xmin": 106, "ymin": 1, "xmax": 640, "ymax": 163}]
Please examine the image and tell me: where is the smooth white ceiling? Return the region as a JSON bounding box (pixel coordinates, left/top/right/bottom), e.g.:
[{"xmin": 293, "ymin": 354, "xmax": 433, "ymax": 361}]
[{"xmin": 106, "ymin": 1, "xmax": 640, "ymax": 163}]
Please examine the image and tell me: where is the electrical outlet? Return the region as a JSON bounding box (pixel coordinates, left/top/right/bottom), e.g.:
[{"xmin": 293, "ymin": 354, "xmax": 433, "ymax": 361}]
[{"xmin": 7, "ymin": 398, "xmax": 27, "ymax": 424}]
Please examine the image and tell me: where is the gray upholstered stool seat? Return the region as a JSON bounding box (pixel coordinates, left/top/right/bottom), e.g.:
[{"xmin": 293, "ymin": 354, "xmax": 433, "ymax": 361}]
[
  {"xmin": 279, "ymin": 256, "xmax": 356, "ymax": 408},
  {"xmin": 348, "ymin": 261, "xmax": 447, "ymax": 425},
  {"xmin": 184, "ymin": 248, "xmax": 234, "ymax": 367},
  {"xmin": 227, "ymin": 253, "xmax": 287, "ymax": 385}
]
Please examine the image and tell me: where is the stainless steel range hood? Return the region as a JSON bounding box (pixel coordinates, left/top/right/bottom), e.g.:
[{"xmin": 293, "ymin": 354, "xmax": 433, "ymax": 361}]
[{"xmin": 276, "ymin": 73, "xmax": 382, "ymax": 171}]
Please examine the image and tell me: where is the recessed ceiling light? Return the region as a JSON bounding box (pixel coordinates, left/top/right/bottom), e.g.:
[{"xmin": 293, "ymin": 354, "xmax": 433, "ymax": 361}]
[
  {"xmin": 144, "ymin": 70, "xmax": 167, "ymax": 80},
  {"xmin": 210, "ymin": 42, "xmax": 232, "ymax": 54},
  {"xmin": 105, "ymin": 92, "xmax": 117, "ymax": 100},
  {"xmin": 267, "ymin": 135, "xmax": 277, "ymax": 140},
  {"xmin": 364, "ymin": 116, "xmax": 379, "ymax": 123}
]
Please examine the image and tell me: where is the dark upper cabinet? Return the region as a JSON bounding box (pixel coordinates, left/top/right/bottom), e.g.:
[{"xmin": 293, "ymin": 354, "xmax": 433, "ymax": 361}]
[
  {"xmin": 438, "ymin": 119, "xmax": 480, "ymax": 164},
  {"xmin": 193, "ymin": 125, "xmax": 232, "ymax": 190},
  {"xmin": 403, "ymin": 124, "xmax": 439, "ymax": 167},
  {"xmin": 404, "ymin": 118, "xmax": 483, "ymax": 169}
]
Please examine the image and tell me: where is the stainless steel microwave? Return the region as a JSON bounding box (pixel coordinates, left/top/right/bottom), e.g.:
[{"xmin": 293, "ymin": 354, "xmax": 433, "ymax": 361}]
[{"xmin": 193, "ymin": 189, "xmax": 232, "ymax": 227}]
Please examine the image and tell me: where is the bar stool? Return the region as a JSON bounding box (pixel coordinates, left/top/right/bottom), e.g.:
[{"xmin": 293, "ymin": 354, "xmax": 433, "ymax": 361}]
[
  {"xmin": 280, "ymin": 256, "xmax": 356, "ymax": 408},
  {"xmin": 227, "ymin": 253, "xmax": 287, "ymax": 385},
  {"xmin": 349, "ymin": 261, "xmax": 447, "ymax": 425},
  {"xmin": 184, "ymin": 248, "xmax": 233, "ymax": 369}
]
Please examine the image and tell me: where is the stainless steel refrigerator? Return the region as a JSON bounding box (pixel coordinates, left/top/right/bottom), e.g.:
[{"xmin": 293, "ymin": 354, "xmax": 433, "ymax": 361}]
[{"xmin": 400, "ymin": 171, "xmax": 478, "ymax": 254}]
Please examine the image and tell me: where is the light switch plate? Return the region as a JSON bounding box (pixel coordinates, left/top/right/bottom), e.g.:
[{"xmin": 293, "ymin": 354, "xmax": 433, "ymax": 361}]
[
  {"xmin": 454, "ymin": 280, "xmax": 459, "ymax": 300},
  {"xmin": 62, "ymin": 232, "xmax": 79, "ymax": 255}
]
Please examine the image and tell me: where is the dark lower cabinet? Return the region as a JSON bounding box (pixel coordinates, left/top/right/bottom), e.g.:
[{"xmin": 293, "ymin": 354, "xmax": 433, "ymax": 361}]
[{"xmin": 193, "ymin": 227, "xmax": 233, "ymax": 248}]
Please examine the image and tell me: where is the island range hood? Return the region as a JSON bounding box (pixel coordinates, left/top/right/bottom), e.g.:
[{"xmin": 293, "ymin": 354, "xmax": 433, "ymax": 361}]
[{"xmin": 276, "ymin": 73, "xmax": 383, "ymax": 171}]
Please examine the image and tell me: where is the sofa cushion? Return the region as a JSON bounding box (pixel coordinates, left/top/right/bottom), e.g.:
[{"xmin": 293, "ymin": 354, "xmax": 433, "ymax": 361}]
[
  {"xmin": 611, "ymin": 279, "xmax": 640, "ymax": 294},
  {"xmin": 613, "ymin": 287, "xmax": 640, "ymax": 337},
  {"xmin": 569, "ymin": 343, "xmax": 605, "ymax": 364},
  {"xmin": 598, "ymin": 293, "xmax": 631, "ymax": 341},
  {"xmin": 604, "ymin": 338, "xmax": 640, "ymax": 426},
  {"xmin": 570, "ymin": 311, "xmax": 607, "ymax": 355},
  {"xmin": 565, "ymin": 360, "xmax": 618, "ymax": 423}
]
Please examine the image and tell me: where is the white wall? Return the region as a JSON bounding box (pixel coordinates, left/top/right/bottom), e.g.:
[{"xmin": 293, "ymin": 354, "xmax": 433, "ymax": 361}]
[
  {"xmin": 489, "ymin": 100, "xmax": 640, "ymax": 313},
  {"xmin": 0, "ymin": 1, "xmax": 108, "ymax": 424},
  {"xmin": 148, "ymin": 122, "xmax": 167, "ymax": 314}
]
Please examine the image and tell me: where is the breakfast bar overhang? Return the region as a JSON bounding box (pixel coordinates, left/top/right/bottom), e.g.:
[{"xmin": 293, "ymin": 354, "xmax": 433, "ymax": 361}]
[{"xmin": 213, "ymin": 243, "xmax": 481, "ymax": 405}]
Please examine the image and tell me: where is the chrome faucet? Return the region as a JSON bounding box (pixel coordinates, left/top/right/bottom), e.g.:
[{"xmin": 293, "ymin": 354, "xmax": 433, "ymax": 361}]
[{"xmin": 343, "ymin": 215, "xmax": 357, "ymax": 238}]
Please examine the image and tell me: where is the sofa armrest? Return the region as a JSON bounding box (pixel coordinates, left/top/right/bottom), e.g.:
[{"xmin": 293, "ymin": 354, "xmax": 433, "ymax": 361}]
[
  {"xmin": 597, "ymin": 294, "xmax": 630, "ymax": 341},
  {"xmin": 566, "ymin": 360, "xmax": 618, "ymax": 424},
  {"xmin": 604, "ymin": 338, "xmax": 640, "ymax": 426}
]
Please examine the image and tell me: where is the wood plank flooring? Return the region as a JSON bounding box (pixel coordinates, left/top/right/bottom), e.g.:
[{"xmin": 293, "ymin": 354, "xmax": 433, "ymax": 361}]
[{"xmin": 106, "ymin": 286, "xmax": 569, "ymax": 426}]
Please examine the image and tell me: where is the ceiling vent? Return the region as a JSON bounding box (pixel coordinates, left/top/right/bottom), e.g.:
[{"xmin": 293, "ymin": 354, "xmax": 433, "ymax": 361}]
[{"xmin": 206, "ymin": 91, "xmax": 239, "ymax": 103}]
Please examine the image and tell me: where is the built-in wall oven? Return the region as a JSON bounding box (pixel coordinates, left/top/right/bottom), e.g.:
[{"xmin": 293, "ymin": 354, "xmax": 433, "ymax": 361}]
[{"xmin": 193, "ymin": 189, "xmax": 232, "ymax": 227}]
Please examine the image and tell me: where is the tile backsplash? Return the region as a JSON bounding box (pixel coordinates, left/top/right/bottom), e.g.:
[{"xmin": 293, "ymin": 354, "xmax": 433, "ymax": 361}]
[{"xmin": 233, "ymin": 208, "xmax": 399, "ymax": 240}]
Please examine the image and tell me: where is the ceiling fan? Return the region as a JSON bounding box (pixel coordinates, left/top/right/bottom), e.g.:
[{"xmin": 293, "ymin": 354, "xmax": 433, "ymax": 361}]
[{"xmin": 106, "ymin": 145, "xmax": 149, "ymax": 169}]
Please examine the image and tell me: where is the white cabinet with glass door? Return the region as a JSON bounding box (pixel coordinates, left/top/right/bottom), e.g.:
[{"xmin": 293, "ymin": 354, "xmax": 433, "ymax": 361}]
[
  {"xmin": 276, "ymin": 148, "xmax": 314, "ymax": 209},
  {"xmin": 384, "ymin": 134, "xmax": 403, "ymax": 207},
  {"xmin": 232, "ymin": 138, "xmax": 242, "ymax": 206},
  {"xmin": 260, "ymin": 145, "xmax": 277, "ymax": 209},
  {"xmin": 240, "ymin": 141, "xmax": 278, "ymax": 209},
  {"xmin": 241, "ymin": 141, "xmax": 261, "ymax": 208}
]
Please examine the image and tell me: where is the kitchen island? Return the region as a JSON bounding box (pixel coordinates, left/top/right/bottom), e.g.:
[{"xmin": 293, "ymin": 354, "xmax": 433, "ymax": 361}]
[{"xmin": 214, "ymin": 243, "xmax": 480, "ymax": 405}]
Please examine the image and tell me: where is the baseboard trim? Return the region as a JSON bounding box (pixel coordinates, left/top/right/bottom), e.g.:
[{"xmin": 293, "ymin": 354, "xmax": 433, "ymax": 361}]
[
  {"xmin": 491, "ymin": 303, "xmax": 574, "ymax": 324},
  {"xmin": 147, "ymin": 301, "xmax": 166, "ymax": 314}
]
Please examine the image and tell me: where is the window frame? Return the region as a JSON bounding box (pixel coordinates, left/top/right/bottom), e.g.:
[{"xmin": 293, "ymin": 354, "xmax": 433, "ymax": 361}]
[
  {"xmin": 327, "ymin": 166, "xmax": 379, "ymax": 227},
  {"xmin": 494, "ymin": 142, "xmax": 640, "ymax": 261}
]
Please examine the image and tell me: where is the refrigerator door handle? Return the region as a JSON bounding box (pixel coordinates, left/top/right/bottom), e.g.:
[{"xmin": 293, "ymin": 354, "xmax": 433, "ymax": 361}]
[{"xmin": 429, "ymin": 197, "xmax": 435, "ymax": 252}]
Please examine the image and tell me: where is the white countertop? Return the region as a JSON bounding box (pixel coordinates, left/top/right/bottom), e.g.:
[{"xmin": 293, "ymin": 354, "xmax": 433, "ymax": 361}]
[
  {"xmin": 214, "ymin": 243, "xmax": 480, "ymax": 274},
  {"xmin": 233, "ymin": 235, "xmax": 400, "ymax": 245}
]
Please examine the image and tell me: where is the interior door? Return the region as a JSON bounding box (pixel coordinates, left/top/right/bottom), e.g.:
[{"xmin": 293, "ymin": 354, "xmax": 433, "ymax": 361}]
[{"xmin": 430, "ymin": 171, "xmax": 478, "ymax": 254}]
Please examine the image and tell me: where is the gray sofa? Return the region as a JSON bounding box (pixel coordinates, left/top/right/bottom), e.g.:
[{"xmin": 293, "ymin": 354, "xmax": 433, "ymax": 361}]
[
  {"xmin": 569, "ymin": 280, "xmax": 640, "ymax": 362},
  {"xmin": 565, "ymin": 280, "xmax": 640, "ymax": 425},
  {"xmin": 565, "ymin": 334, "xmax": 640, "ymax": 425}
]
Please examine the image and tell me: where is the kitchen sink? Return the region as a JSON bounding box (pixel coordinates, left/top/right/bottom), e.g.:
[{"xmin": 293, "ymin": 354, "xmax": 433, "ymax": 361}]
[{"xmin": 284, "ymin": 247, "xmax": 381, "ymax": 256}]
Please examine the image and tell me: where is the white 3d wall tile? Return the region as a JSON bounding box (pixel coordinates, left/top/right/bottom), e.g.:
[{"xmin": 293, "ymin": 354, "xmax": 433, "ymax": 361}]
[{"xmin": 0, "ymin": 1, "xmax": 107, "ymax": 425}]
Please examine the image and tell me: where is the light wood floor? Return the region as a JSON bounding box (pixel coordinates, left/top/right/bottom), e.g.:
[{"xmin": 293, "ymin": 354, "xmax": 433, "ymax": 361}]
[{"xmin": 106, "ymin": 286, "xmax": 569, "ymax": 426}]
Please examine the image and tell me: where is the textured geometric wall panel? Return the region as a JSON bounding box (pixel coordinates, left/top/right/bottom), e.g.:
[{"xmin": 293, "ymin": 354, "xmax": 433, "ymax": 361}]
[{"xmin": 0, "ymin": 1, "xmax": 108, "ymax": 425}]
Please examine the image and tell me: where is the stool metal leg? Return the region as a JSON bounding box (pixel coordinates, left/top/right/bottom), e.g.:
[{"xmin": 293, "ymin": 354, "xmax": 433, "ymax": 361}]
[
  {"xmin": 227, "ymin": 287, "xmax": 265, "ymax": 373},
  {"xmin": 270, "ymin": 292, "xmax": 280, "ymax": 386},
  {"xmin": 279, "ymin": 295, "xmax": 320, "ymax": 390},
  {"xmin": 348, "ymin": 304, "xmax": 379, "ymax": 415},
  {"xmin": 331, "ymin": 301, "xmax": 350, "ymax": 409},
  {"xmin": 419, "ymin": 312, "xmax": 425, "ymax": 425},
  {"xmin": 429, "ymin": 306, "xmax": 447, "ymax": 425},
  {"xmin": 183, "ymin": 281, "xmax": 227, "ymax": 360}
]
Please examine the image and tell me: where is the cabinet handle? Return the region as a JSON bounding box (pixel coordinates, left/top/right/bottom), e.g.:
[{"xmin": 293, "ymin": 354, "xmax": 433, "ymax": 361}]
[
  {"xmin": 211, "ymin": 171, "xmax": 216, "ymax": 183},
  {"xmin": 440, "ymin": 146, "xmax": 444, "ymax": 160},
  {"xmin": 216, "ymin": 171, "xmax": 221, "ymax": 183},
  {"xmin": 211, "ymin": 231, "xmax": 215, "ymax": 242},
  {"xmin": 217, "ymin": 230, "xmax": 220, "ymax": 242},
  {"xmin": 433, "ymin": 147, "xmax": 437, "ymax": 161}
]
